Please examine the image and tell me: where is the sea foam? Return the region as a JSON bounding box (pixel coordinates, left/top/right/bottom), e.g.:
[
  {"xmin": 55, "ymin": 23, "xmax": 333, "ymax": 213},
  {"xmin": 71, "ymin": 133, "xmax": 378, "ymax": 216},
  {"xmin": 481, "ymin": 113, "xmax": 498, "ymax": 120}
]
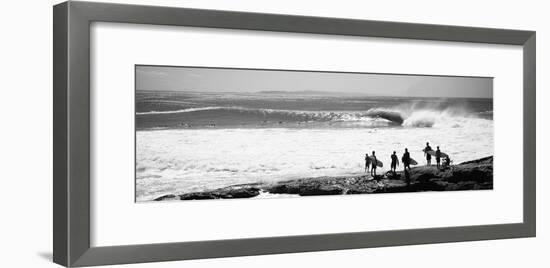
[{"xmin": 136, "ymin": 116, "xmax": 493, "ymax": 201}]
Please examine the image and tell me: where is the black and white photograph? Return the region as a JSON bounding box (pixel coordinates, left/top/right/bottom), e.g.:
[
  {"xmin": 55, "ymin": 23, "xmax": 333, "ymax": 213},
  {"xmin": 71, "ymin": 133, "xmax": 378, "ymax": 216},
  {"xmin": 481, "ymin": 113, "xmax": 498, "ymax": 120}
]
[
  {"xmin": 1, "ymin": 0, "xmax": 544, "ymax": 267},
  {"xmin": 136, "ymin": 66, "xmax": 494, "ymax": 202}
]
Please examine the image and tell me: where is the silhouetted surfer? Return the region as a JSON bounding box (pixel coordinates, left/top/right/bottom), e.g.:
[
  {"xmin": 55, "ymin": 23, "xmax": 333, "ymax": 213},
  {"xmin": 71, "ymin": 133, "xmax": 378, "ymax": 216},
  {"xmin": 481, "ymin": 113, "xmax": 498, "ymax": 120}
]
[
  {"xmin": 443, "ymin": 155, "xmax": 451, "ymax": 168},
  {"xmin": 364, "ymin": 153, "xmax": 371, "ymax": 173},
  {"xmin": 424, "ymin": 142, "xmax": 433, "ymax": 166},
  {"xmin": 435, "ymin": 146, "xmax": 442, "ymax": 169},
  {"xmin": 402, "ymin": 148, "xmax": 411, "ymax": 171},
  {"xmin": 371, "ymin": 151, "xmax": 377, "ymax": 177},
  {"xmin": 390, "ymin": 151, "xmax": 399, "ymax": 174}
]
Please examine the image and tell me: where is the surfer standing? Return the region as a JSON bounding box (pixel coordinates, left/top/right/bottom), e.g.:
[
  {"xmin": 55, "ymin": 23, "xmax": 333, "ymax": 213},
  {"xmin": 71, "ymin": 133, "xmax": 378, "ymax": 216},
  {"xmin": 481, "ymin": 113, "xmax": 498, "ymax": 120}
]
[
  {"xmin": 371, "ymin": 151, "xmax": 377, "ymax": 177},
  {"xmin": 390, "ymin": 151, "xmax": 399, "ymax": 174},
  {"xmin": 364, "ymin": 153, "xmax": 371, "ymax": 173},
  {"xmin": 424, "ymin": 142, "xmax": 433, "ymax": 166},
  {"xmin": 435, "ymin": 146, "xmax": 442, "ymax": 169},
  {"xmin": 402, "ymin": 148, "xmax": 411, "ymax": 171}
]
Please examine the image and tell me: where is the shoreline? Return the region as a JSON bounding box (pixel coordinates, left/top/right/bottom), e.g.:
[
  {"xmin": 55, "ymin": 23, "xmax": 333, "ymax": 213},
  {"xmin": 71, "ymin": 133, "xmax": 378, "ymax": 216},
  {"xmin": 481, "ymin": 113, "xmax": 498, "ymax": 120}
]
[{"xmin": 152, "ymin": 156, "xmax": 493, "ymax": 202}]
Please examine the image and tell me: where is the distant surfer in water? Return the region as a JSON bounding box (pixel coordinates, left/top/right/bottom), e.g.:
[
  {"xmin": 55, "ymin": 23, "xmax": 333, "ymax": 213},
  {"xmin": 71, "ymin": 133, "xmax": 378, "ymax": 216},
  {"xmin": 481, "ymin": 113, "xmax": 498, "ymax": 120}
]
[
  {"xmin": 371, "ymin": 151, "xmax": 377, "ymax": 177},
  {"xmin": 424, "ymin": 142, "xmax": 433, "ymax": 166},
  {"xmin": 402, "ymin": 148, "xmax": 411, "ymax": 171},
  {"xmin": 435, "ymin": 146, "xmax": 442, "ymax": 169},
  {"xmin": 364, "ymin": 153, "xmax": 371, "ymax": 173},
  {"xmin": 390, "ymin": 151, "xmax": 399, "ymax": 174}
]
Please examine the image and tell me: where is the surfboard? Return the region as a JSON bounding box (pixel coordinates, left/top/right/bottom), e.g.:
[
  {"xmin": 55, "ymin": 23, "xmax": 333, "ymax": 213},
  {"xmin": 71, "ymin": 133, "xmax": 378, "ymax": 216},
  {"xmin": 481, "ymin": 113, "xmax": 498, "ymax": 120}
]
[
  {"xmin": 368, "ymin": 156, "xmax": 383, "ymax": 167},
  {"xmin": 425, "ymin": 150, "xmax": 448, "ymax": 158},
  {"xmin": 409, "ymin": 158, "xmax": 418, "ymax": 165}
]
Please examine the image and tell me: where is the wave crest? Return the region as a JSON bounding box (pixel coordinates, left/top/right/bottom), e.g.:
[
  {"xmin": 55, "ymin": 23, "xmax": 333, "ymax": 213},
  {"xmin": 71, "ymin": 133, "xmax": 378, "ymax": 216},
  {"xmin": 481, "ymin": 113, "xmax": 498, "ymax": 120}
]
[{"xmin": 137, "ymin": 103, "xmax": 488, "ymax": 128}]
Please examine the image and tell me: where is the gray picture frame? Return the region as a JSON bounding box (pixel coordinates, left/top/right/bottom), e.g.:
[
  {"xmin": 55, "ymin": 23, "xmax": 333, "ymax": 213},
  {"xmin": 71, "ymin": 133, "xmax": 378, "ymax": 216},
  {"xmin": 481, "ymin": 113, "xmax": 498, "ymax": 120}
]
[{"xmin": 53, "ymin": 1, "xmax": 536, "ymax": 267}]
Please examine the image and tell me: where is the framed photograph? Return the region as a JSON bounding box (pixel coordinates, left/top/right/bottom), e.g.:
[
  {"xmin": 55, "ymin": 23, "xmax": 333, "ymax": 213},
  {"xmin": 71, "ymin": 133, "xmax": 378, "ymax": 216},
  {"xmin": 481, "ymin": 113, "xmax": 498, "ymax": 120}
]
[{"xmin": 53, "ymin": 1, "xmax": 536, "ymax": 267}]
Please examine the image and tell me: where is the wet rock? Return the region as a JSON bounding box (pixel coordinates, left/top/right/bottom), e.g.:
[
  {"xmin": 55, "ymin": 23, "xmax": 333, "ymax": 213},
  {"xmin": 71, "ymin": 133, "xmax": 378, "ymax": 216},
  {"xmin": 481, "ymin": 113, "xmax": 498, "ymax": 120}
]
[
  {"xmin": 153, "ymin": 194, "xmax": 178, "ymax": 201},
  {"xmin": 262, "ymin": 156, "xmax": 493, "ymax": 196},
  {"xmin": 179, "ymin": 192, "xmax": 218, "ymax": 200},
  {"xmin": 154, "ymin": 156, "xmax": 493, "ymax": 201},
  {"xmin": 219, "ymin": 187, "xmax": 261, "ymax": 199},
  {"xmin": 176, "ymin": 186, "xmax": 260, "ymax": 200},
  {"xmin": 298, "ymin": 185, "xmax": 344, "ymax": 196},
  {"xmin": 265, "ymin": 184, "xmax": 301, "ymax": 195}
]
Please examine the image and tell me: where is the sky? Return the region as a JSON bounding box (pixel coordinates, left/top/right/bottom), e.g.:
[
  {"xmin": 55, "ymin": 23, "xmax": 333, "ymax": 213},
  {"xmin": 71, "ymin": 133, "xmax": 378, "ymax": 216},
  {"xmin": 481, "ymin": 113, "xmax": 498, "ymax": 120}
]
[{"xmin": 136, "ymin": 65, "xmax": 493, "ymax": 99}]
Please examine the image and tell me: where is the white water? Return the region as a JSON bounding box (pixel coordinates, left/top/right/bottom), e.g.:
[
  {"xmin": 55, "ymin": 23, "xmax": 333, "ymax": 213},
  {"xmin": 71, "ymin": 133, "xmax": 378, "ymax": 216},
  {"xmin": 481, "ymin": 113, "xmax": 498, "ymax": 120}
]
[{"xmin": 136, "ymin": 114, "xmax": 493, "ymax": 201}]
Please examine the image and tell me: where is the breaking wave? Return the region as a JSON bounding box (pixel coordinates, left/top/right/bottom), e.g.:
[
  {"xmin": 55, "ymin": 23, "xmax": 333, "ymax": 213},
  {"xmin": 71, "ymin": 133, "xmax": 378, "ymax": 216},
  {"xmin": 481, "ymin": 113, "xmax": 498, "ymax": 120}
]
[
  {"xmin": 137, "ymin": 103, "xmax": 489, "ymax": 128},
  {"xmin": 136, "ymin": 106, "xmax": 227, "ymax": 115}
]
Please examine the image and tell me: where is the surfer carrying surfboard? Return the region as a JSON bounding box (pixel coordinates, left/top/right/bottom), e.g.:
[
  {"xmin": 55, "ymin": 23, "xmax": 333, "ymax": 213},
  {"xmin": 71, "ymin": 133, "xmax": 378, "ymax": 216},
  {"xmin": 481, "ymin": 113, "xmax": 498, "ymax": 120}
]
[
  {"xmin": 402, "ymin": 148, "xmax": 412, "ymax": 171},
  {"xmin": 364, "ymin": 153, "xmax": 371, "ymax": 173},
  {"xmin": 423, "ymin": 142, "xmax": 433, "ymax": 166},
  {"xmin": 390, "ymin": 151, "xmax": 399, "ymax": 174},
  {"xmin": 370, "ymin": 151, "xmax": 378, "ymax": 177},
  {"xmin": 435, "ymin": 146, "xmax": 442, "ymax": 169}
]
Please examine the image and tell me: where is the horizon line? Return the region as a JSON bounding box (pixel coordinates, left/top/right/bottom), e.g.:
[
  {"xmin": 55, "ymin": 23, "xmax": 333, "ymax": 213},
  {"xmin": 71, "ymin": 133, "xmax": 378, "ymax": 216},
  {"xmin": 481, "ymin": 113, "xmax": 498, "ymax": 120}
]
[{"xmin": 135, "ymin": 89, "xmax": 494, "ymax": 99}]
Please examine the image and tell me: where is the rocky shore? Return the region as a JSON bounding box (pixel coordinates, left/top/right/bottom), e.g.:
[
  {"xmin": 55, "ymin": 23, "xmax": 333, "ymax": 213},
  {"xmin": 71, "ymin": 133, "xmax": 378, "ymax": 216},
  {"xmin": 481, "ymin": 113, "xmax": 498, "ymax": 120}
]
[{"xmin": 153, "ymin": 156, "xmax": 493, "ymax": 201}]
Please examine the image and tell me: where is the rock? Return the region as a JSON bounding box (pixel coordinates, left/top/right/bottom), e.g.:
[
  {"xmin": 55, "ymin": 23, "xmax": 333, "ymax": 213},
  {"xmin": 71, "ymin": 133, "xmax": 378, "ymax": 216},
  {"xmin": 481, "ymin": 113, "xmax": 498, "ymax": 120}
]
[
  {"xmin": 218, "ymin": 187, "xmax": 261, "ymax": 199},
  {"xmin": 374, "ymin": 179, "xmax": 409, "ymax": 193},
  {"xmin": 153, "ymin": 194, "xmax": 178, "ymax": 201},
  {"xmin": 175, "ymin": 186, "xmax": 260, "ymax": 201},
  {"xmin": 153, "ymin": 156, "xmax": 493, "ymax": 201},
  {"xmin": 179, "ymin": 192, "xmax": 218, "ymax": 200},
  {"xmin": 298, "ymin": 185, "xmax": 344, "ymax": 196},
  {"xmin": 385, "ymin": 171, "xmax": 401, "ymax": 180},
  {"xmin": 459, "ymin": 156, "xmax": 493, "ymax": 165},
  {"xmin": 265, "ymin": 156, "xmax": 493, "ymax": 196},
  {"xmin": 265, "ymin": 184, "xmax": 301, "ymax": 195},
  {"xmin": 404, "ymin": 156, "xmax": 493, "ymax": 191}
]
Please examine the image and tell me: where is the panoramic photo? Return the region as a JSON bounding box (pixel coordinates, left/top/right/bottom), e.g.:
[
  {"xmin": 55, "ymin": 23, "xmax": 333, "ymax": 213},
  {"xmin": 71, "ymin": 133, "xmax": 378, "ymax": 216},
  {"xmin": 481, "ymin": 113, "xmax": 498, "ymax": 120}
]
[{"xmin": 135, "ymin": 66, "xmax": 494, "ymax": 202}]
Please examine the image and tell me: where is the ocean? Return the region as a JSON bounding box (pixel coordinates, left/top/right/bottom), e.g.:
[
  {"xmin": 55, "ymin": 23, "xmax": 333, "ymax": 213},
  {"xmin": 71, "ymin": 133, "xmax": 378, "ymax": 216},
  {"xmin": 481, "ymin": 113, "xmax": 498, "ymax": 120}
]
[{"xmin": 136, "ymin": 91, "xmax": 494, "ymax": 201}]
